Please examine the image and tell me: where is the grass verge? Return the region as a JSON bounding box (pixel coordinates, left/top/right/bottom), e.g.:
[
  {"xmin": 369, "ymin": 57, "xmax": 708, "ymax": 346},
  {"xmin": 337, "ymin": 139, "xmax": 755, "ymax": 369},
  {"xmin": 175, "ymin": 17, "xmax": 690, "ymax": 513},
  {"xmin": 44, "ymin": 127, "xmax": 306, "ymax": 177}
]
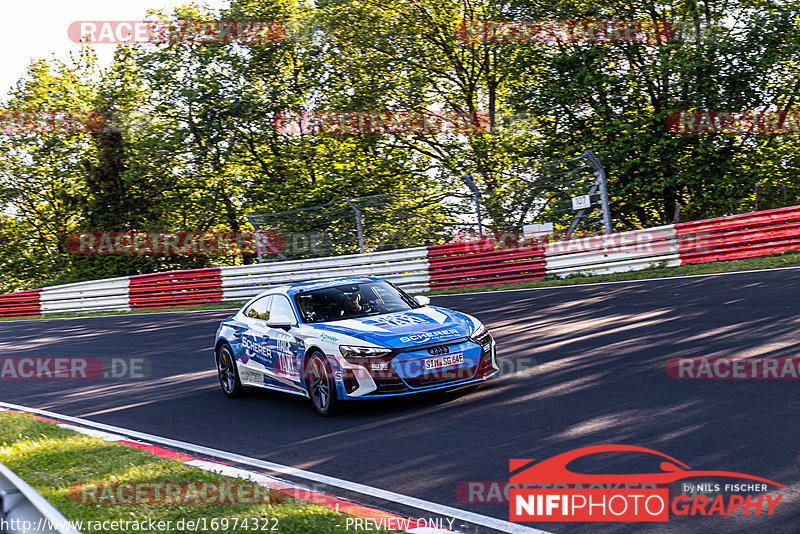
[{"xmin": 0, "ymin": 412, "xmax": 397, "ymax": 533}]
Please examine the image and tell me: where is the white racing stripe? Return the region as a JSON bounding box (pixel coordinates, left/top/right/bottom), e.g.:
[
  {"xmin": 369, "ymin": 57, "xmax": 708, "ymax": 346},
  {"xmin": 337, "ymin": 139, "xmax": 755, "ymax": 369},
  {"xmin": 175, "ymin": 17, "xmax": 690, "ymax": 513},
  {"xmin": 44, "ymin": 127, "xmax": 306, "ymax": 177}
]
[
  {"xmin": 415, "ymin": 307, "xmax": 449, "ymax": 323},
  {"xmin": 0, "ymin": 401, "xmax": 551, "ymax": 534},
  {"xmin": 328, "ymin": 319, "xmax": 393, "ymax": 332}
]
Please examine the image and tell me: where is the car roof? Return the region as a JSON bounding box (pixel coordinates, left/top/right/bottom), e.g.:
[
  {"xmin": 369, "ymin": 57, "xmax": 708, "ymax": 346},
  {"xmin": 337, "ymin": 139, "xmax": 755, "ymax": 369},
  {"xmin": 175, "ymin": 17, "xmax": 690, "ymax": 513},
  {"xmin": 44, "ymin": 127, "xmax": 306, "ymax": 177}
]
[
  {"xmin": 236, "ymin": 277, "xmax": 386, "ymax": 313},
  {"xmin": 286, "ymin": 276, "xmax": 383, "ymax": 294}
]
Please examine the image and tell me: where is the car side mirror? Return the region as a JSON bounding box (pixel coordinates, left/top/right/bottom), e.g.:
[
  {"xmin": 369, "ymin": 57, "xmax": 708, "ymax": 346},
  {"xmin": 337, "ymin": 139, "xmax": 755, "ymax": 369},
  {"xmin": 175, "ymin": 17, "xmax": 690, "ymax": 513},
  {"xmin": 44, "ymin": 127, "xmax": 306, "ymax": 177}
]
[
  {"xmin": 414, "ymin": 295, "xmax": 431, "ymax": 306},
  {"xmin": 266, "ymin": 314, "xmax": 295, "ymax": 331}
]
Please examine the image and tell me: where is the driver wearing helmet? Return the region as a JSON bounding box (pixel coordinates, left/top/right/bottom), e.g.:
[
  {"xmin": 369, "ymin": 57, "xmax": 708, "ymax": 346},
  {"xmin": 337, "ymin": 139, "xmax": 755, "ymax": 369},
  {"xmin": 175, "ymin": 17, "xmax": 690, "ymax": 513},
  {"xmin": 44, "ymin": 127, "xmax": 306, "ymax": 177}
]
[
  {"xmin": 342, "ymin": 292, "xmax": 362, "ymax": 314},
  {"xmin": 298, "ymin": 296, "xmax": 317, "ymax": 321}
]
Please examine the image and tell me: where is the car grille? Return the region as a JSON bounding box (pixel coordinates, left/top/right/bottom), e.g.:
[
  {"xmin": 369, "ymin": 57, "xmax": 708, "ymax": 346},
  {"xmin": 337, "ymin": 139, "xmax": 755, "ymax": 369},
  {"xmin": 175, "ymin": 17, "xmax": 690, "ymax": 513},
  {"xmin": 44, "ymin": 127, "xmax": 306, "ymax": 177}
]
[
  {"xmin": 373, "ymin": 378, "xmax": 408, "ymax": 394},
  {"xmin": 404, "ymin": 365, "xmax": 478, "ymax": 388},
  {"xmin": 365, "ymin": 339, "xmax": 485, "ymax": 393}
]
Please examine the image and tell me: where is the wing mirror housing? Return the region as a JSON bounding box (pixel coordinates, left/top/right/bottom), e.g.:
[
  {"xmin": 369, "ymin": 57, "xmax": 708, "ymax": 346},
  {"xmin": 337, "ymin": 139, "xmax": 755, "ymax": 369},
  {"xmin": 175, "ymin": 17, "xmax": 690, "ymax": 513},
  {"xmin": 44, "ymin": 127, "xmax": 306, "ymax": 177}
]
[
  {"xmin": 266, "ymin": 314, "xmax": 295, "ymax": 331},
  {"xmin": 414, "ymin": 295, "xmax": 431, "ymax": 306}
]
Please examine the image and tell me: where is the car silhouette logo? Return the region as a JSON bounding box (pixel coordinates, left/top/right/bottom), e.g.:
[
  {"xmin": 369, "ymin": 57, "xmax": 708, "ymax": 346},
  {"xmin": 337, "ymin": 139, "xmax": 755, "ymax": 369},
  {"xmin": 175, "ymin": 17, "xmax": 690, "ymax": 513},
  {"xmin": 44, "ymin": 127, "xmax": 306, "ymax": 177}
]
[{"xmin": 510, "ymin": 445, "xmax": 785, "ymax": 487}]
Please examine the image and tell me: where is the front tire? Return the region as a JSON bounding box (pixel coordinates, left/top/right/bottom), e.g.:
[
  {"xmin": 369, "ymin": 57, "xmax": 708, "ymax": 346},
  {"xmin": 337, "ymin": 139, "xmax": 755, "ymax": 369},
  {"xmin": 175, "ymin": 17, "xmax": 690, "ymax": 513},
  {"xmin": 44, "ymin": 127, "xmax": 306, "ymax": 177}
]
[
  {"xmin": 216, "ymin": 344, "xmax": 244, "ymax": 398},
  {"xmin": 305, "ymin": 352, "xmax": 339, "ymax": 416}
]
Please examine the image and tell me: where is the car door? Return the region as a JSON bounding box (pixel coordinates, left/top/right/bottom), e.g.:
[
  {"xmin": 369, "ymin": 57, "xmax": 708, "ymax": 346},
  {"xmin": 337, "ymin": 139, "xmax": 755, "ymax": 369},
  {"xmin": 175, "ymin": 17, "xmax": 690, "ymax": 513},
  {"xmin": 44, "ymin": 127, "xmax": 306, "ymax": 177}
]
[
  {"xmin": 237, "ymin": 295, "xmax": 273, "ymax": 385},
  {"xmin": 265, "ymin": 295, "xmax": 303, "ymax": 388}
]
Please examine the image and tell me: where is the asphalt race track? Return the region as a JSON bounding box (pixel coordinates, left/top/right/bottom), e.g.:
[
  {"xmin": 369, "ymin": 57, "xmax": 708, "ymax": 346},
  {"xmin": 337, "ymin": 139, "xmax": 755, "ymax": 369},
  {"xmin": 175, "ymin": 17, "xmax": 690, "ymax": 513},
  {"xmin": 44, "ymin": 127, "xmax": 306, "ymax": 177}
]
[{"xmin": 2, "ymin": 268, "xmax": 799, "ymax": 533}]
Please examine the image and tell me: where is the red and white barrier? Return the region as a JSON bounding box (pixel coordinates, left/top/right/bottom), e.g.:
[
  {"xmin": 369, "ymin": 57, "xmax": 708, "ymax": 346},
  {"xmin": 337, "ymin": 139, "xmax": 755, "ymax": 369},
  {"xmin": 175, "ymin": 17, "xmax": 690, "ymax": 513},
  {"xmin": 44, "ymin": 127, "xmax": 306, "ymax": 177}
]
[
  {"xmin": 219, "ymin": 247, "xmax": 430, "ymax": 301},
  {"xmin": 542, "ymin": 225, "xmax": 680, "ymax": 278},
  {"xmin": 0, "ymin": 289, "xmax": 42, "ymax": 317},
  {"xmin": 39, "ymin": 277, "xmax": 131, "ymax": 314},
  {"xmin": 129, "ymin": 268, "xmax": 223, "ymax": 309},
  {"xmin": 427, "ymin": 240, "xmax": 546, "ymax": 288},
  {"xmin": 676, "ymin": 205, "xmax": 800, "ymax": 263},
  {"xmin": 2, "ymin": 205, "xmax": 800, "ymax": 318},
  {"xmin": 0, "ymin": 248, "xmax": 430, "ymax": 317}
]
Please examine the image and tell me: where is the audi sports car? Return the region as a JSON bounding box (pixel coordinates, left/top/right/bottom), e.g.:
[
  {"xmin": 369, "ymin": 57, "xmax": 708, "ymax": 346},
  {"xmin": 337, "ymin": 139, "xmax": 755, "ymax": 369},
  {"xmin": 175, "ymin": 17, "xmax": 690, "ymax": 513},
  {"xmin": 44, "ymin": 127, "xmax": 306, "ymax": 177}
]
[{"xmin": 213, "ymin": 277, "xmax": 498, "ymax": 415}]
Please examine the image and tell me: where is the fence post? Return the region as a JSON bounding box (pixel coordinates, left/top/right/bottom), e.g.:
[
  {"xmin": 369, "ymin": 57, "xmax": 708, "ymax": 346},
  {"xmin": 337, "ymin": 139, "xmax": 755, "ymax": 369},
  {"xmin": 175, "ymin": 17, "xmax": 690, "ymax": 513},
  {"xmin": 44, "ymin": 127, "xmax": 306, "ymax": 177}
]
[
  {"xmin": 673, "ymin": 201, "xmax": 682, "ymax": 223},
  {"xmin": 581, "ymin": 150, "xmax": 612, "ymax": 234},
  {"xmin": 755, "ymin": 182, "xmax": 762, "ymax": 211},
  {"xmin": 462, "ymin": 175, "xmax": 484, "ymax": 237},
  {"xmin": 344, "ymin": 199, "xmax": 365, "ymax": 254}
]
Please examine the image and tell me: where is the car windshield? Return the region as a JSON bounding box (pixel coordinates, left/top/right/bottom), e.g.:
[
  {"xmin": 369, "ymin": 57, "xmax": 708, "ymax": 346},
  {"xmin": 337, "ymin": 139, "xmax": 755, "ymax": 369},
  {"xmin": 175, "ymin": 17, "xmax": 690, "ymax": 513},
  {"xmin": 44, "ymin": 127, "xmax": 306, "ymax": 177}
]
[{"xmin": 294, "ymin": 281, "xmax": 420, "ymax": 323}]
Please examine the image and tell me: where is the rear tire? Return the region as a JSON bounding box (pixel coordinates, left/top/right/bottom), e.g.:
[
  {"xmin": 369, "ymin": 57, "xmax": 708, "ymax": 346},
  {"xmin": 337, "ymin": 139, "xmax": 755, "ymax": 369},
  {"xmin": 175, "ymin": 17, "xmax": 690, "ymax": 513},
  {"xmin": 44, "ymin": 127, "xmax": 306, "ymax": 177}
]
[
  {"xmin": 305, "ymin": 352, "xmax": 339, "ymax": 416},
  {"xmin": 216, "ymin": 344, "xmax": 245, "ymax": 398}
]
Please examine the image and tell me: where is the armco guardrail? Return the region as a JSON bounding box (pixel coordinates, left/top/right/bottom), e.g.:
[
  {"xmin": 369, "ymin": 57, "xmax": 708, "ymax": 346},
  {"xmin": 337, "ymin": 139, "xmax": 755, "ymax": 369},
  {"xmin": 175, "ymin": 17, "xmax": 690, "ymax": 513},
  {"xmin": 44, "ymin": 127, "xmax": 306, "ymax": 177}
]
[
  {"xmin": 129, "ymin": 268, "xmax": 223, "ymax": 309},
  {"xmin": 0, "ymin": 248, "xmax": 430, "ymax": 317},
  {"xmin": 39, "ymin": 277, "xmax": 130, "ymax": 314},
  {"xmin": 543, "ymin": 225, "xmax": 681, "ymax": 278},
  {"xmin": 0, "ymin": 289, "xmax": 41, "ymax": 317},
  {"xmin": 676, "ymin": 205, "xmax": 800, "ymax": 263},
  {"xmin": 220, "ymin": 247, "xmax": 430, "ymax": 301},
  {"xmin": 427, "ymin": 240, "xmax": 546, "ymax": 288},
  {"xmin": 2, "ymin": 205, "xmax": 800, "ymax": 318},
  {"xmin": 0, "ymin": 461, "xmax": 81, "ymax": 534}
]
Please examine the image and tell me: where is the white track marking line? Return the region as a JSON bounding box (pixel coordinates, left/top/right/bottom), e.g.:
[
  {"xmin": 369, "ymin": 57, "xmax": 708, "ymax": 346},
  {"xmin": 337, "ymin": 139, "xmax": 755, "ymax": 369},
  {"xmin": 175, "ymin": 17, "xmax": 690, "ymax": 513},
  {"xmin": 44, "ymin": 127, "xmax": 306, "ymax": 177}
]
[
  {"xmin": 183, "ymin": 459, "xmax": 291, "ymax": 489},
  {"xmin": 55, "ymin": 423, "xmax": 126, "ymax": 441},
  {"xmin": 0, "ymin": 401, "xmax": 551, "ymax": 534}
]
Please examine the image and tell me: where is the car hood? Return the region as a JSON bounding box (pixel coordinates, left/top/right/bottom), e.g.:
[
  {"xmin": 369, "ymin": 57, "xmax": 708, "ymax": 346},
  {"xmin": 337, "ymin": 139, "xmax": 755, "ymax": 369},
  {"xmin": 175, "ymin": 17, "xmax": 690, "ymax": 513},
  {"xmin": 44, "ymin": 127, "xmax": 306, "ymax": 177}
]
[{"xmin": 308, "ymin": 306, "xmax": 478, "ymax": 349}]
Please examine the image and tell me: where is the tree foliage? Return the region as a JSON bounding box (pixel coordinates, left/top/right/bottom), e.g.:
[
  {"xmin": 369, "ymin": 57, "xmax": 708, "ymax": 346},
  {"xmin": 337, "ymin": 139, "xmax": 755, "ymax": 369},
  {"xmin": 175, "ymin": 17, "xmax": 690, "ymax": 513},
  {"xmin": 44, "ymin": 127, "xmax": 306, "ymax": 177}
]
[{"xmin": 0, "ymin": 0, "xmax": 798, "ymax": 292}]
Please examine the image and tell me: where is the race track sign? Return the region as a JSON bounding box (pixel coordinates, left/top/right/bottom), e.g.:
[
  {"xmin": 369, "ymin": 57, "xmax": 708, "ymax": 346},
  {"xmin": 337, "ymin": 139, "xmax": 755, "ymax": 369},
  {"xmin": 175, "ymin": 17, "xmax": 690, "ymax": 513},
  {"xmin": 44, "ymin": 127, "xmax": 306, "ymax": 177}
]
[
  {"xmin": 523, "ymin": 222, "xmax": 554, "ymax": 239},
  {"xmin": 571, "ymin": 195, "xmax": 591, "ymax": 210}
]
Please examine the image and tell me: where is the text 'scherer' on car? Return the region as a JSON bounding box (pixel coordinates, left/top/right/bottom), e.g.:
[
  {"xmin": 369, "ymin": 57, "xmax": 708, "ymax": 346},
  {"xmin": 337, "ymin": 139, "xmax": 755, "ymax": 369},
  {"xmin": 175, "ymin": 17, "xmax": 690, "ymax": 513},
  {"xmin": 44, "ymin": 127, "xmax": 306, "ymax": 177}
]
[{"xmin": 214, "ymin": 277, "xmax": 499, "ymax": 415}]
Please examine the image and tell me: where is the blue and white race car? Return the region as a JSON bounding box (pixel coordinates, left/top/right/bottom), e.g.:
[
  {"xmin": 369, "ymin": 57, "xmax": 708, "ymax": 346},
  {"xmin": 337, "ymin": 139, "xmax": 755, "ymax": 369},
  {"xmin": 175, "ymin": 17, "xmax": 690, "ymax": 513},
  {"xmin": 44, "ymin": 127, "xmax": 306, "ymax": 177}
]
[{"xmin": 214, "ymin": 277, "xmax": 498, "ymax": 415}]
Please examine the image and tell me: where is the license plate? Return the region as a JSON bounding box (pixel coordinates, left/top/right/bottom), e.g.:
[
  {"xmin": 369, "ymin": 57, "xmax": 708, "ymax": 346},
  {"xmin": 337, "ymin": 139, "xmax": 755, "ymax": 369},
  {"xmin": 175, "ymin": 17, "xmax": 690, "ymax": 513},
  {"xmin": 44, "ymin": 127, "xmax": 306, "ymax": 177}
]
[{"xmin": 424, "ymin": 352, "xmax": 464, "ymax": 371}]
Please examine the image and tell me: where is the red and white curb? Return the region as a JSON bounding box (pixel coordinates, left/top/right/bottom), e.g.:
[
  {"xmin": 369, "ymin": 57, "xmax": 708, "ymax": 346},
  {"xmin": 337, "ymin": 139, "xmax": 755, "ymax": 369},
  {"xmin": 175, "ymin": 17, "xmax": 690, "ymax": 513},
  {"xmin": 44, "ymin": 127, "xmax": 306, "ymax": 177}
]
[{"xmin": 0, "ymin": 404, "xmax": 549, "ymax": 534}]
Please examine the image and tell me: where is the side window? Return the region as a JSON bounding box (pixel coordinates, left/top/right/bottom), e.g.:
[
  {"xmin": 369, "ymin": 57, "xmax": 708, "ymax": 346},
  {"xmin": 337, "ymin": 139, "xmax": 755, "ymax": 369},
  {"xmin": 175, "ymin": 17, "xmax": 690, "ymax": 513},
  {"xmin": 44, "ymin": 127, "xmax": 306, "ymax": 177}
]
[
  {"xmin": 244, "ymin": 296, "xmax": 271, "ymax": 320},
  {"xmin": 269, "ymin": 295, "xmax": 297, "ymax": 322}
]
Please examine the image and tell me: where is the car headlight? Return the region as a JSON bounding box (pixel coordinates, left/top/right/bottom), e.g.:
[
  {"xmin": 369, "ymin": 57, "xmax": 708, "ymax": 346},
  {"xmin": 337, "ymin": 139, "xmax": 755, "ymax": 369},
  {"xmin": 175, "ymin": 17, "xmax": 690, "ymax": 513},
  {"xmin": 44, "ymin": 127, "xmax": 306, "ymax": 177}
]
[
  {"xmin": 468, "ymin": 323, "xmax": 492, "ymax": 349},
  {"xmin": 469, "ymin": 323, "xmax": 486, "ymax": 340},
  {"xmin": 339, "ymin": 345, "xmax": 392, "ymax": 362}
]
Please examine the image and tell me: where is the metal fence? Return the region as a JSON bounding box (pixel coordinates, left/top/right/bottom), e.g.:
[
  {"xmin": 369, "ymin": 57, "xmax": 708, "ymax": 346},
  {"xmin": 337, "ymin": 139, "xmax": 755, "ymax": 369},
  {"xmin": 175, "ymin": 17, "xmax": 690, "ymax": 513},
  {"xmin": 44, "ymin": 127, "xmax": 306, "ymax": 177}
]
[
  {"xmin": 481, "ymin": 150, "xmax": 611, "ymax": 239},
  {"xmin": 246, "ymin": 188, "xmax": 470, "ymax": 261},
  {"xmin": 247, "ymin": 151, "xmax": 612, "ymax": 261}
]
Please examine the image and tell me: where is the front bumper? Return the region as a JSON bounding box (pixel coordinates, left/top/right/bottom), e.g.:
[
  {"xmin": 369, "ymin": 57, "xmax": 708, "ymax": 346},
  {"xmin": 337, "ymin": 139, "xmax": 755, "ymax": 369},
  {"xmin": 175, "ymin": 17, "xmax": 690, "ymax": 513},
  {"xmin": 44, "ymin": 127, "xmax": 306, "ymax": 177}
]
[{"xmin": 335, "ymin": 336, "xmax": 499, "ymax": 399}]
